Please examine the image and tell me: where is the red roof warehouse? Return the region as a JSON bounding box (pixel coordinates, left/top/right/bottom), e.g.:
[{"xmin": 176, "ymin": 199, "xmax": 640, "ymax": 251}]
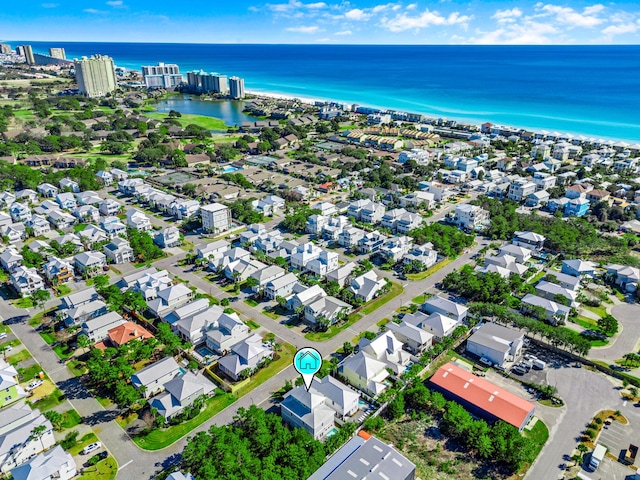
[{"xmin": 429, "ymin": 363, "xmax": 535, "ymax": 431}]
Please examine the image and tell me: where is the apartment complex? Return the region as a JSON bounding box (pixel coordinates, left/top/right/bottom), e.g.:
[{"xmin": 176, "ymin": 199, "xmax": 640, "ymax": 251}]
[
  {"xmin": 200, "ymin": 203, "xmax": 231, "ymax": 234},
  {"xmin": 49, "ymin": 47, "xmax": 66, "ymax": 60},
  {"xmin": 20, "ymin": 45, "xmax": 35, "ymax": 65},
  {"xmin": 74, "ymin": 55, "xmax": 117, "ymax": 97},
  {"xmin": 142, "ymin": 62, "xmax": 183, "ymax": 89},
  {"xmin": 229, "ymin": 76, "xmax": 245, "ymax": 99}
]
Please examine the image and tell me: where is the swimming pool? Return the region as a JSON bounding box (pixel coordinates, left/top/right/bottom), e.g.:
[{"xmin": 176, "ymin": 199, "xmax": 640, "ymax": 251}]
[
  {"xmin": 327, "ymin": 428, "xmax": 339, "ymax": 438},
  {"xmin": 126, "ymin": 169, "xmax": 152, "ymax": 176},
  {"xmin": 196, "ymin": 346, "xmax": 215, "ymax": 358},
  {"xmin": 221, "ymin": 165, "xmax": 242, "ymax": 174}
]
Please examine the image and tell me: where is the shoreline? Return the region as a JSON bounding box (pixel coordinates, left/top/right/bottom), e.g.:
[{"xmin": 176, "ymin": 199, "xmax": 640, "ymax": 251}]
[{"xmin": 233, "ymin": 89, "xmax": 640, "ymax": 145}]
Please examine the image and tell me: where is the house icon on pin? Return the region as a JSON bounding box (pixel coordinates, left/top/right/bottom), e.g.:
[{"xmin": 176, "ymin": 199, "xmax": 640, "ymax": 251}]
[{"xmin": 297, "ymin": 350, "xmax": 319, "ymax": 371}]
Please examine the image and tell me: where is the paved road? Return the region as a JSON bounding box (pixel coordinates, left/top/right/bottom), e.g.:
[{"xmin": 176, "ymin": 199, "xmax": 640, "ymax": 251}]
[
  {"xmin": 2, "ymin": 222, "xmax": 490, "ymax": 479},
  {"xmin": 525, "ymin": 366, "xmax": 625, "ymax": 480},
  {"xmin": 589, "ymin": 303, "xmax": 640, "ymax": 363}
]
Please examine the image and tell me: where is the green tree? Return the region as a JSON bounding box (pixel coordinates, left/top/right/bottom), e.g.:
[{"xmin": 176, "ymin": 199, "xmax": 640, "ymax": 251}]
[
  {"xmin": 387, "ymin": 393, "xmax": 405, "ymax": 420},
  {"xmin": 598, "ymin": 314, "xmax": 619, "ymax": 336},
  {"xmin": 43, "ymin": 410, "xmax": 64, "ymax": 431},
  {"xmin": 31, "ymin": 289, "xmax": 50, "ymax": 310},
  {"xmin": 77, "ymin": 334, "xmax": 92, "ymax": 353}
]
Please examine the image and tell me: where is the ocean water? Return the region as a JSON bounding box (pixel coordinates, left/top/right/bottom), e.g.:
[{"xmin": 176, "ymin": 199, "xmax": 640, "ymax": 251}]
[{"xmin": 17, "ymin": 42, "xmax": 640, "ymax": 141}]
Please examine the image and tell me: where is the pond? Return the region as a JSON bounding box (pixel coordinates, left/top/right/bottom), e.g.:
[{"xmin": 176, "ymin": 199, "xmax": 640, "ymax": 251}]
[{"xmin": 152, "ymin": 95, "xmax": 259, "ymax": 127}]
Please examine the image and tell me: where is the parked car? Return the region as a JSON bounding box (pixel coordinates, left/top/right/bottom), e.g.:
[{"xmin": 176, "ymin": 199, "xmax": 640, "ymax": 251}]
[
  {"xmin": 0, "ymin": 333, "xmax": 7, "ymax": 340},
  {"xmin": 512, "ymin": 366, "xmax": 527, "ymax": 375},
  {"xmin": 479, "ymin": 357, "xmax": 493, "ymax": 367},
  {"xmin": 82, "ymin": 442, "xmax": 102, "ymax": 455},
  {"xmin": 26, "ymin": 380, "xmax": 43, "ymax": 391},
  {"xmin": 520, "ymin": 361, "xmax": 533, "ymax": 371}
]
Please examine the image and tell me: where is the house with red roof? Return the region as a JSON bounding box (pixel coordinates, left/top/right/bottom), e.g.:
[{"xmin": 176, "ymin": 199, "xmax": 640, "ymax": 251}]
[{"xmin": 429, "ymin": 362, "xmax": 535, "ymax": 431}]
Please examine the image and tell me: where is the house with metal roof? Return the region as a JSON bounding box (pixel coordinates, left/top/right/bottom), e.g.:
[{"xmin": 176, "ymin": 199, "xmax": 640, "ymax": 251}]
[
  {"xmin": 385, "ymin": 321, "xmax": 433, "ymax": 354},
  {"xmin": 467, "ymin": 323, "xmax": 524, "ymax": 367},
  {"xmin": 10, "ymin": 445, "xmax": 76, "ymax": 480},
  {"xmin": 420, "ymin": 296, "xmax": 467, "ymax": 323},
  {"xmin": 131, "ymin": 357, "xmax": 182, "ymax": 398},
  {"xmin": 337, "ymin": 351, "xmax": 389, "ymax": 397},
  {"xmin": 358, "ymin": 331, "xmax": 411, "ymax": 374},
  {"xmin": 430, "ymin": 362, "xmax": 535, "ymax": 430},
  {"xmin": 218, "ymin": 334, "xmax": 273, "ymax": 381},
  {"xmin": 148, "ymin": 371, "xmax": 215, "ymax": 420}
]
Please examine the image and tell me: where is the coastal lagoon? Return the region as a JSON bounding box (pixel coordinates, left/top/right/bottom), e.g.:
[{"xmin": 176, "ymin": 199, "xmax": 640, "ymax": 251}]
[
  {"xmin": 151, "ymin": 96, "xmax": 257, "ymax": 128},
  {"xmin": 19, "ymin": 42, "xmax": 640, "ymax": 141}
]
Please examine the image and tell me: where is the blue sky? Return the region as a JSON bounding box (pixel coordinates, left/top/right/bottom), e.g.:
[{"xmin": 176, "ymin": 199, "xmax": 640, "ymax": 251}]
[{"xmin": 4, "ymin": 0, "xmax": 640, "ymax": 44}]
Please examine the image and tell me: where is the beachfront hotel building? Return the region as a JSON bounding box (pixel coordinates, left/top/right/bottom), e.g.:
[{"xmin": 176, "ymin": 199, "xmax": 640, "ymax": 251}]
[
  {"xmin": 142, "ymin": 62, "xmax": 184, "ymax": 89},
  {"xmin": 74, "ymin": 55, "xmax": 117, "ymax": 98},
  {"xmin": 20, "ymin": 45, "xmax": 35, "ymax": 65},
  {"xmin": 229, "ymin": 76, "xmax": 245, "ymax": 99},
  {"xmin": 0, "ymin": 44, "xmax": 11, "ymax": 54},
  {"xmin": 49, "ymin": 48, "xmax": 66, "ymax": 60},
  {"xmin": 187, "ymin": 71, "xmax": 229, "ymax": 94}
]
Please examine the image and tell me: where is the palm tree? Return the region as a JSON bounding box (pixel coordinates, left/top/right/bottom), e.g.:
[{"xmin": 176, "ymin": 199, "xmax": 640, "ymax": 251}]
[{"xmin": 30, "ymin": 425, "xmax": 47, "ymax": 452}]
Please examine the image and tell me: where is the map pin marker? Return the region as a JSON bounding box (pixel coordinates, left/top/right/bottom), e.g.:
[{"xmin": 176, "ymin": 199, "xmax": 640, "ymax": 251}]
[{"xmin": 294, "ymin": 347, "xmax": 322, "ymax": 391}]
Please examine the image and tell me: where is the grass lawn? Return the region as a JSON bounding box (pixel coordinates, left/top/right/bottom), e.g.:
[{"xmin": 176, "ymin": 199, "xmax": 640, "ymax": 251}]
[
  {"xmin": 40, "ymin": 331, "xmax": 56, "ymax": 344},
  {"xmin": 520, "ymin": 420, "xmax": 549, "ymax": 475},
  {"xmin": 144, "ymin": 112, "xmax": 228, "ymax": 130},
  {"xmin": 18, "ymin": 363, "xmax": 44, "ymax": 381},
  {"xmin": 69, "ymin": 433, "xmax": 99, "ymax": 456},
  {"xmin": 14, "ymin": 297, "xmax": 34, "ymax": 309},
  {"xmin": 235, "ymin": 343, "xmax": 296, "ymax": 398},
  {"xmin": 361, "ymin": 282, "xmax": 404, "ymax": 315},
  {"xmin": 411, "ymin": 293, "xmax": 433, "ymax": 304},
  {"xmin": 583, "ymin": 305, "xmax": 607, "ymax": 318},
  {"xmin": 0, "ymin": 324, "xmax": 9, "ymax": 334},
  {"xmin": 54, "ymin": 284, "xmax": 72, "ymax": 297},
  {"xmin": 73, "ymin": 223, "xmax": 87, "ymax": 233},
  {"xmin": 246, "ymin": 320, "xmax": 260, "ymax": 330},
  {"xmin": 574, "ymin": 317, "xmax": 598, "ymax": 330},
  {"xmin": 262, "ymin": 308, "xmax": 280, "ymax": 320},
  {"xmin": 115, "ymin": 412, "xmax": 138, "ymax": 429},
  {"xmin": 134, "ymin": 393, "xmax": 237, "ymax": 450},
  {"xmin": 0, "ymin": 339, "xmax": 21, "ymax": 351},
  {"xmin": 60, "ymin": 409, "xmax": 83, "ymax": 429},
  {"xmin": 29, "ymin": 307, "xmax": 56, "ymax": 327},
  {"xmin": 30, "ymin": 388, "xmax": 65, "ymax": 411},
  {"xmin": 406, "ymin": 258, "xmax": 453, "ymax": 281},
  {"xmin": 244, "ymin": 298, "xmax": 259, "ymax": 307},
  {"xmin": 7, "ymin": 349, "xmax": 32, "ymax": 365},
  {"xmin": 77, "ymin": 457, "xmax": 118, "ymax": 480},
  {"xmin": 67, "ymin": 359, "xmax": 87, "ymax": 377},
  {"xmin": 96, "ymin": 396, "xmax": 113, "ymax": 408},
  {"xmin": 528, "ymin": 270, "xmax": 547, "ymax": 284},
  {"xmin": 305, "ymin": 313, "xmax": 363, "ymax": 342},
  {"xmin": 53, "ymin": 343, "xmax": 75, "ymax": 359}
]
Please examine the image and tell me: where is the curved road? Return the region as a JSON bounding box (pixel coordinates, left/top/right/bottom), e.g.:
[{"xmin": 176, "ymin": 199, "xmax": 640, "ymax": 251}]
[{"xmin": 589, "ymin": 303, "xmax": 640, "ymax": 362}]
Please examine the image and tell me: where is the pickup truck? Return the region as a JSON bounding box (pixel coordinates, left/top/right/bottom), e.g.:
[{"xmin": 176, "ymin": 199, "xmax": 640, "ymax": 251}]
[{"xmin": 625, "ymin": 444, "xmax": 638, "ymax": 465}]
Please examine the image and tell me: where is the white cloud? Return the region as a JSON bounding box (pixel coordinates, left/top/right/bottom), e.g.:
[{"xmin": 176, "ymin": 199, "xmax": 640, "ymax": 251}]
[
  {"xmin": 41, "ymin": 3, "xmax": 58, "ymax": 7},
  {"xmin": 344, "ymin": 8, "xmax": 370, "ymax": 20},
  {"xmin": 106, "ymin": 0, "xmax": 122, "ymax": 5},
  {"xmin": 470, "ymin": 20, "xmax": 558, "ymax": 44},
  {"xmin": 306, "ymin": 2, "xmax": 327, "ymax": 8},
  {"xmin": 83, "ymin": 8, "xmax": 106, "ymax": 14},
  {"xmin": 316, "ymin": 37, "xmax": 331, "ymax": 41},
  {"xmin": 381, "ymin": 9, "xmax": 472, "ymax": 32},
  {"xmin": 538, "ymin": 4, "xmax": 604, "ymax": 28},
  {"xmin": 267, "ymin": 0, "xmax": 328, "ymax": 12},
  {"xmin": 492, "ymin": 8, "xmax": 522, "ymax": 23},
  {"xmin": 286, "ymin": 25, "xmax": 321, "ymax": 33},
  {"xmin": 335, "ymin": 29, "xmax": 352, "ymax": 35},
  {"xmin": 601, "ymin": 22, "xmax": 638, "ymax": 36},
  {"xmin": 406, "ymin": 3, "xmax": 417, "ymax": 10}
]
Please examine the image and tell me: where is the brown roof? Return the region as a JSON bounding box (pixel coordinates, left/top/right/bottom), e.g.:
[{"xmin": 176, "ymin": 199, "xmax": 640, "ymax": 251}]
[
  {"xmin": 587, "ymin": 189, "xmax": 610, "ymax": 198},
  {"xmin": 430, "ymin": 363, "xmax": 535, "ymax": 429},
  {"xmin": 108, "ymin": 321, "xmax": 153, "ymax": 346}
]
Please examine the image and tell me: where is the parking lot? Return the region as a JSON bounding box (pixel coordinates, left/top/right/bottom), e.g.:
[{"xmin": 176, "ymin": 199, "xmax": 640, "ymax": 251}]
[{"xmin": 598, "ymin": 418, "xmax": 632, "ymax": 461}]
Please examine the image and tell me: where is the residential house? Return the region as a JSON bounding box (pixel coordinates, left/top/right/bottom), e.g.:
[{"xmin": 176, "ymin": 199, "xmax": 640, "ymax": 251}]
[
  {"xmin": 564, "ymin": 197, "xmax": 590, "ymax": 217},
  {"xmin": 252, "ymin": 195, "xmax": 285, "ymax": 216},
  {"xmin": 381, "ymin": 208, "xmax": 407, "ymax": 231},
  {"xmin": 25, "ymin": 215, "xmax": 50, "ymax": 236},
  {"xmin": 399, "ymin": 190, "xmax": 435, "ymax": 210},
  {"xmin": 210, "ymin": 247, "xmax": 251, "ymax": 271},
  {"xmin": 77, "ymin": 191, "xmax": 103, "ymax": 206},
  {"xmin": 9, "ymin": 203, "xmax": 31, "ymax": 223},
  {"xmin": 466, "ymin": 322, "xmax": 524, "ymax": 367},
  {"xmin": 96, "ymin": 170, "xmax": 113, "ymax": 186},
  {"xmin": 63, "ymin": 299, "xmax": 108, "ymax": 327},
  {"xmin": 74, "ymin": 251, "xmax": 106, "ymax": 277},
  {"xmin": 338, "ymin": 227, "xmax": 365, "ymax": 249},
  {"xmin": 307, "ymin": 251, "xmax": 339, "ymax": 278},
  {"xmin": 218, "ymin": 334, "xmax": 273, "ymax": 381},
  {"xmin": 79, "ymin": 224, "xmax": 108, "ymax": 245},
  {"xmin": 288, "ymin": 284, "xmax": 327, "ymax": 312},
  {"xmin": 561, "ymin": 259, "xmax": 597, "ymax": 277},
  {"xmin": 200, "ymin": 203, "xmax": 231, "ymax": 234},
  {"xmin": 349, "ymin": 271, "xmax": 386, "ymax": 302},
  {"xmin": 60, "ymin": 287, "xmax": 99, "ymax": 310},
  {"xmin": 196, "ymin": 240, "xmax": 230, "ymax": 263},
  {"xmin": 264, "ymin": 273, "xmax": 299, "ymax": 300},
  {"xmin": 10, "ymin": 445, "xmax": 76, "ymax": 480},
  {"xmin": 126, "ymin": 208, "xmax": 152, "ymax": 231},
  {"xmin": 605, "ymin": 264, "xmax": 640, "ymax": 293},
  {"xmin": 512, "ymin": 231, "xmax": 546, "ymax": 252},
  {"xmin": 280, "ymin": 386, "xmax": 337, "ymax": 440},
  {"xmin": 10, "ymin": 267, "xmax": 44, "ymax": 296},
  {"xmin": 337, "ymin": 351, "xmax": 389, "ymax": 397},
  {"xmin": 380, "ymin": 237, "xmax": 413, "ymax": 263},
  {"xmin": 290, "ymin": 243, "xmax": 323, "ymax": 271},
  {"xmin": 106, "ymin": 321, "xmax": 154, "ymax": 348},
  {"xmin": 304, "ymin": 295, "xmax": 352, "ymax": 327},
  {"xmin": 452, "ymin": 204, "xmax": 490, "ymax": 231},
  {"xmin": 103, "ymin": 237, "xmax": 134, "ymax": 264},
  {"xmin": 0, "ymin": 192, "xmax": 15, "ymax": 208},
  {"xmin": 73, "ymin": 205, "xmax": 100, "ymax": 224},
  {"xmin": 1, "ymin": 223, "xmax": 26, "ymax": 243},
  {"xmin": 55, "ymin": 192, "xmax": 77, "ymax": 211},
  {"xmin": 100, "ymin": 216, "xmax": 126, "ymax": 239},
  {"xmin": 306, "ymin": 214, "xmax": 327, "ymax": 235},
  {"xmin": 110, "ymin": 168, "xmax": 128, "ymax": 181},
  {"xmin": 586, "ymin": 189, "xmax": 611, "ymax": 204},
  {"xmin": 357, "ymin": 231, "xmax": 387, "ymax": 254},
  {"xmin": 250, "ymin": 265, "xmax": 285, "ymax": 294},
  {"xmin": 147, "ymin": 283, "xmax": 194, "ymax": 317},
  {"xmin": 0, "ymin": 247, "xmax": 22, "ymax": 273},
  {"xmin": 326, "ymin": 262, "xmax": 356, "ymax": 287},
  {"xmin": 0, "ymin": 402, "xmax": 55, "ymax": 474},
  {"xmin": 525, "ymin": 190, "xmax": 549, "ymax": 207},
  {"xmin": 405, "ymin": 311, "xmax": 460, "ymax": 342},
  {"xmin": 154, "ymin": 227, "xmax": 181, "ymax": 248},
  {"xmin": 149, "ymin": 371, "xmax": 215, "ymax": 420},
  {"xmin": 403, "ymin": 244, "xmax": 438, "ymax": 269},
  {"xmin": 36, "ymin": 183, "xmax": 58, "ymax": 198},
  {"xmin": 224, "ymin": 258, "xmax": 267, "ymax": 283},
  {"xmin": 47, "ymin": 210, "xmax": 75, "ymax": 229},
  {"xmin": 535, "ymin": 281, "xmax": 578, "ymax": 306},
  {"xmin": 498, "ymin": 244, "xmax": 532, "ymax": 264},
  {"xmin": 521, "ymin": 293, "xmax": 571, "ymax": 324},
  {"xmin": 43, "ymin": 257, "xmax": 74, "ymax": 284},
  {"xmin": 15, "ymin": 189, "xmax": 37, "ymax": 204},
  {"xmin": 360, "ymin": 201, "xmax": 386, "ymax": 224},
  {"xmin": 118, "ymin": 178, "xmax": 144, "ymax": 195},
  {"xmin": 98, "ymin": 199, "xmax": 121, "ymax": 216},
  {"xmin": 507, "ymin": 180, "xmax": 536, "ymax": 203},
  {"xmin": 312, "ymin": 202, "xmax": 337, "ymax": 216},
  {"xmin": 204, "ymin": 312, "xmax": 250, "ymax": 354},
  {"xmin": 323, "ymin": 216, "xmax": 350, "ymax": 241},
  {"xmin": 311, "ymin": 375, "xmax": 360, "ymax": 420},
  {"xmin": 358, "ymin": 331, "xmax": 412, "ymax": 374},
  {"xmin": 0, "ymin": 359, "xmax": 25, "ymax": 408},
  {"xmin": 161, "ymin": 298, "xmax": 210, "ymax": 325},
  {"xmin": 420, "ymin": 296, "xmax": 467, "ymax": 323},
  {"xmin": 131, "ymin": 357, "xmax": 182, "ymax": 398},
  {"xmin": 81, "ymin": 311, "xmax": 127, "ymax": 343},
  {"xmin": 397, "ymin": 212, "xmax": 423, "ymax": 234},
  {"xmin": 546, "ymin": 271, "xmax": 581, "ymax": 291},
  {"xmin": 172, "ymin": 305, "xmax": 238, "ymax": 346},
  {"xmin": 171, "ymin": 200, "xmax": 200, "ymax": 221},
  {"xmin": 566, "ymin": 184, "xmax": 591, "ymax": 199},
  {"xmin": 385, "ymin": 321, "xmax": 433, "ymax": 354}
]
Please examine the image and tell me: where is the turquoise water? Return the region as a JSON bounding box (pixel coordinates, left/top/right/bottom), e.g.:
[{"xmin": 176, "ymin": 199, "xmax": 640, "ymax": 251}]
[
  {"xmin": 221, "ymin": 165, "xmax": 242, "ymax": 173},
  {"xmin": 327, "ymin": 428, "xmax": 339, "ymax": 438},
  {"xmin": 19, "ymin": 42, "xmax": 640, "ymax": 141}
]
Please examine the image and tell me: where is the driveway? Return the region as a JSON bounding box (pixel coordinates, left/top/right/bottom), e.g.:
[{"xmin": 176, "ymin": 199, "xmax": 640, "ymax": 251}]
[{"xmin": 590, "ymin": 303, "xmax": 640, "ymax": 363}]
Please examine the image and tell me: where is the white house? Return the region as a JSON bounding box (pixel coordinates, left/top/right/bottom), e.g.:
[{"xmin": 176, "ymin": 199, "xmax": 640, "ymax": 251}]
[
  {"xmin": 264, "ymin": 272, "xmax": 299, "ymax": 300},
  {"xmin": 349, "ymin": 271, "xmax": 386, "ymax": 302},
  {"xmin": 74, "ymin": 251, "xmax": 106, "ymax": 277},
  {"xmin": 126, "ymin": 208, "xmax": 152, "ymax": 231},
  {"xmin": 200, "ymin": 203, "xmax": 231, "ymax": 234},
  {"xmin": 358, "ymin": 331, "xmax": 412, "ymax": 374},
  {"xmin": 154, "ymin": 227, "xmax": 181, "ymax": 248},
  {"xmin": 452, "ymin": 204, "xmax": 490, "ymax": 231},
  {"xmin": 466, "ymin": 322, "xmax": 524, "ymax": 367},
  {"xmin": 131, "ymin": 357, "xmax": 182, "ymax": 398},
  {"xmin": 338, "ymin": 351, "xmax": 389, "ymax": 397},
  {"xmin": 404, "ymin": 311, "xmax": 461, "ymax": 342},
  {"xmin": 10, "ymin": 267, "xmax": 44, "ymax": 296},
  {"xmin": 103, "ymin": 237, "xmax": 134, "ymax": 264},
  {"xmin": 10, "ymin": 445, "xmax": 76, "ymax": 480}
]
